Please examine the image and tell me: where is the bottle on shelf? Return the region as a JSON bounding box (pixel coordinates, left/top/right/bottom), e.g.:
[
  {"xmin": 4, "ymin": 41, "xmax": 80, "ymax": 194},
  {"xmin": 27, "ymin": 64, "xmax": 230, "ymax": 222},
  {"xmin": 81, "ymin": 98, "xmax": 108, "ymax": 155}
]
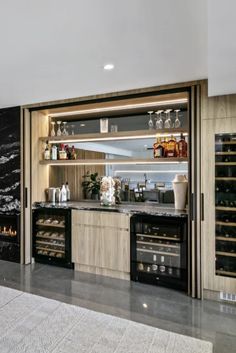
[
  {"xmin": 159, "ymin": 255, "xmax": 166, "ymax": 273},
  {"xmin": 44, "ymin": 141, "xmax": 50, "ymax": 160},
  {"xmin": 151, "ymin": 254, "xmax": 158, "ymax": 272},
  {"xmin": 61, "ymin": 184, "xmax": 67, "ymax": 202},
  {"xmin": 71, "ymin": 145, "xmax": 77, "ymax": 160},
  {"xmin": 178, "ymin": 133, "xmax": 188, "ymax": 158},
  {"xmin": 51, "ymin": 145, "xmax": 57, "ymax": 160},
  {"xmin": 153, "ymin": 138, "xmax": 165, "ymax": 158},
  {"xmin": 166, "ymin": 135, "xmax": 176, "ymax": 158},
  {"xmin": 59, "ymin": 144, "xmax": 67, "ymax": 160},
  {"xmin": 161, "ymin": 137, "xmax": 168, "ymax": 157},
  {"xmin": 65, "ymin": 182, "xmax": 70, "ymax": 201}
]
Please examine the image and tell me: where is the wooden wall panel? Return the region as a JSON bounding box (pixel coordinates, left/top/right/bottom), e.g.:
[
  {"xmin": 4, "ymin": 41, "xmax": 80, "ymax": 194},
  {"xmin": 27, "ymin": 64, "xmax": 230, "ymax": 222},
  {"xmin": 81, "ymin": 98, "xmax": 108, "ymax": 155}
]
[{"xmin": 49, "ymin": 150, "xmax": 105, "ymax": 200}]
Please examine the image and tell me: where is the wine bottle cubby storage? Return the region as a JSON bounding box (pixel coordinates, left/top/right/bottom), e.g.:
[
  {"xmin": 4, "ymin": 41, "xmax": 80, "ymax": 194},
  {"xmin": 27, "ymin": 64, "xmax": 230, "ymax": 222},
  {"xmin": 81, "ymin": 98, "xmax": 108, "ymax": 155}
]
[
  {"xmin": 215, "ymin": 133, "xmax": 236, "ymax": 278},
  {"xmin": 33, "ymin": 208, "xmax": 73, "ymax": 268},
  {"xmin": 130, "ymin": 214, "xmax": 187, "ymax": 291}
]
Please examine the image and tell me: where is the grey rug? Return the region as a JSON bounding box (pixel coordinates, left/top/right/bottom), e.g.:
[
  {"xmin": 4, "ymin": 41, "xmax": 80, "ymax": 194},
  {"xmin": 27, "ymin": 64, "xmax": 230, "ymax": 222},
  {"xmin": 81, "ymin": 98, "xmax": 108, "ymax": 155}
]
[{"xmin": 0, "ymin": 286, "xmax": 212, "ymax": 353}]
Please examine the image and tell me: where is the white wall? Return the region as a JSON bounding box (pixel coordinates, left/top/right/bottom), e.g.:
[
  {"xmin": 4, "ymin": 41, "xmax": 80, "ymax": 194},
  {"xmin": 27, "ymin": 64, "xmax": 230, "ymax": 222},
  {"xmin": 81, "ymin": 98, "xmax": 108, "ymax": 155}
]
[
  {"xmin": 208, "ymin": 0, "xmax": 236, "ymax": 96},
  {"xmin": 0, "ymin": 0, "xmax": 207, "ymax": 108}
]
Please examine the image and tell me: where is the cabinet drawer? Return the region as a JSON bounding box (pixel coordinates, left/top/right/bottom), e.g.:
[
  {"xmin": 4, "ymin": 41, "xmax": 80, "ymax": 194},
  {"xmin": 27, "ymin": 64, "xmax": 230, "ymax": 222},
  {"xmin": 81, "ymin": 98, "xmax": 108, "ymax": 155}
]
[{"xmin": 72, "ymin": 210, "xmax": 130, "ymax": 230}]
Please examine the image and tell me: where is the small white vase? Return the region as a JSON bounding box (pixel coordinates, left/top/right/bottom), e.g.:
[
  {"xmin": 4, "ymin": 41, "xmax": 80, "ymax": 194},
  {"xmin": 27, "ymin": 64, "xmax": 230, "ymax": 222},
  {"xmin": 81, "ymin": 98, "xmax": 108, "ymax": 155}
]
[{"xmin": 172, "ymin": 174, "xmax": 188, "ymax": 210}]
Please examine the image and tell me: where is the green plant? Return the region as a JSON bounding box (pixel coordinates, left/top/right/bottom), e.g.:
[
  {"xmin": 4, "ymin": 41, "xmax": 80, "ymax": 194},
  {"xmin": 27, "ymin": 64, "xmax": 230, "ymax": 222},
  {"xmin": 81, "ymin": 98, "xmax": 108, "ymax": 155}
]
[{"xmin": 82, "ymin": 172, "xmax": 101, "ymax": 195}]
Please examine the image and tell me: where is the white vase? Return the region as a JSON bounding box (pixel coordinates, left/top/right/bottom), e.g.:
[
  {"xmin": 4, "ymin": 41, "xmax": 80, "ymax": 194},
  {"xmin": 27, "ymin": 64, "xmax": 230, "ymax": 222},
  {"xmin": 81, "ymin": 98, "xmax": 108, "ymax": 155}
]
[
  {"xmin": 100, "ymin": 176, "xmax": 115, "ymax": 206},
  {"xmin": 172, "ymin": 174, "xmax": 188, "ymax": 210}
]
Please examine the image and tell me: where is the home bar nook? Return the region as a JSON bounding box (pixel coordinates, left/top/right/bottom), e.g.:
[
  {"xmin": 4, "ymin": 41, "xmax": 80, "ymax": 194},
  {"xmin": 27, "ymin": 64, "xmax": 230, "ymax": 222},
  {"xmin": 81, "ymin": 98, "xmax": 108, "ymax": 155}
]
[{"xmin": 0, "ymin": 80, "xmax": 235, "ymax": 301}]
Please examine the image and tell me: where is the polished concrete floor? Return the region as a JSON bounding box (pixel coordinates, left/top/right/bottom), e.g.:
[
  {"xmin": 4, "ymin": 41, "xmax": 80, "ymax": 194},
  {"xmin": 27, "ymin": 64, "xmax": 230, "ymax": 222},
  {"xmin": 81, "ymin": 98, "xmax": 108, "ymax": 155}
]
[{"xmin": 0, "ymin": 260, "xmax": 235, "ymax": 353}]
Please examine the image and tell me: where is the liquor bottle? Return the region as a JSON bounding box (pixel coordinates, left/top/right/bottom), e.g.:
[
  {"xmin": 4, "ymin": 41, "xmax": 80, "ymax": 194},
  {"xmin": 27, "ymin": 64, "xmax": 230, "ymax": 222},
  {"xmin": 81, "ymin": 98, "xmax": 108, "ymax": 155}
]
[
  {"xmin": 61, "ymin": 184, "xmax": 67, "ymax": 202},
  {"xmin": 71, "ymin": 145, "xmax": 77, "ymax": 160},
  {"xmin": 161, "ymin": 137, "xmax": 168, "ymax": 157},
  {"xmin": 59, "ymin": 144, "xmax": 67, "ymax": 160},
  {"xmin": 178, "ymin": 133, "xmax": 187, "ymax": 157},
  {"xmin": 65, "ymin": 145, "xmax": 71, "ymax": 160},
  {"xmin": 44, "ymin": 141, "xmax": 50, "ymax": 160},
  {"xmin": 65, "ymin": 182, "xmax": 70, "ymax": 201},
  {"xmin": 153, "ymin": 138, "xmax": 164, "ymax": 158},
  {"xmin": 51, "ymin": 145, "xmax": 57, "ymax": 160},
  {"xmin": 166, "ymin": 135, "xmax": 176, "ymax": 158}
]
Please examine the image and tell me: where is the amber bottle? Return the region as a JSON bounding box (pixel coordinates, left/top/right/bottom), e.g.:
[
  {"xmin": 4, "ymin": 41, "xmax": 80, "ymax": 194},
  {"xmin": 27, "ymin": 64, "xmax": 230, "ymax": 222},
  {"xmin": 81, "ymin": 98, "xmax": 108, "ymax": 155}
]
[{"xmin": 178, "ymin": 133, "xmax": 188, "ymax": 157}]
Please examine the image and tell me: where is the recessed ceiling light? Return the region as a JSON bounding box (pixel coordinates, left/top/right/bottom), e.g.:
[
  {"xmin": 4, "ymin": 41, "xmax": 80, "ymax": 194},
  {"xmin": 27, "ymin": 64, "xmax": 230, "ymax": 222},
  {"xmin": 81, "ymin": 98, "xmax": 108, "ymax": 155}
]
[{"xmin": 104, "ymin": 63, "xmax": 114, "ymax": 70}]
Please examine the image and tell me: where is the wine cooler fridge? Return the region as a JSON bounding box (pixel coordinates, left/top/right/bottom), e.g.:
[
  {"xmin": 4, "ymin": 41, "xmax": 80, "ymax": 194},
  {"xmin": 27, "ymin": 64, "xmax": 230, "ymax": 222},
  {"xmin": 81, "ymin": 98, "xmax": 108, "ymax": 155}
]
[
  {"xmin": 215, "ymin": 133, "xmax": 236, "ymax": 278},
  {"xmin": 32, "ymin": 208, "xmax": 73, "ymax": 268},
  {"xmin": 131, "ymin": 214, "xmax": 188, "ymax": 291}
]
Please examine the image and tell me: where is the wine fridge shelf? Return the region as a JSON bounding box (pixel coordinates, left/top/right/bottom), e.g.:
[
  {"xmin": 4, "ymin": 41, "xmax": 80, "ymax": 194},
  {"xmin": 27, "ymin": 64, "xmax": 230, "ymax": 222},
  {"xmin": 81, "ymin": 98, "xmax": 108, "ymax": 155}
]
[
  {"xmin": 216, "ymin": 251, "xmax": 236, "ymax": 258},
  {"xmin": 136, "ymin": 233, "xmax": 180, "ymax": 241},
  {"xmin": 137, "ymin": 248, "xmax": 179, "ymax": 257},
  {"xmin": 215, "ymin": 152, "xmax": 236, "ymax": 155},
  {"xmin": 216, "ymin": 270, "xmax": 236, "ymax": 277},
  {"xmin": 36, "ymin": 234, "xmax": 65, "ymax": 241},
  {"xmin": 215, "ymin": 221, "xmax": 236, "ymax": 227},
  {"xmin": 137, "ymin": 240, "xmax": 179, "ymax": 249},
  {"xmin": 215, "ymin": 141, "xmax": 236, "ymax": 145},
  {"xmin": 215, "ymin": 177, "xmax": 236, "ymax": 181},
  {"xmin": 35, "ymin": 246, "xmax": 65, "ymax": 254},
  {"xmin": 36, "ymin": 240, "xmax": 65, "ymax": 248},
  {"xmin": 215, "ymin": 207, "xmax": 236, "ymax": 211},
  {"xmin": 215, "ymin": 162, "xmax": 236, "ymax": 166},
  {"xmin": 216, "ymin": 236, "xmax": 236, "ymax": 242},
  {"xmin": 36, "ymin": 222, "xmax": 65, "ymax": 229}
]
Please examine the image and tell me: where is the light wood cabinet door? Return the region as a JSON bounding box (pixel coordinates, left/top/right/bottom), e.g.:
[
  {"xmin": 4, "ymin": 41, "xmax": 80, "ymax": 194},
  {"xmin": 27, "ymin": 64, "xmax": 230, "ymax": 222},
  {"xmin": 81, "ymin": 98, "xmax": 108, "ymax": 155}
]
[{"xmin": 72, "ymin": 210, "xmax": 130, "ymax": 273}]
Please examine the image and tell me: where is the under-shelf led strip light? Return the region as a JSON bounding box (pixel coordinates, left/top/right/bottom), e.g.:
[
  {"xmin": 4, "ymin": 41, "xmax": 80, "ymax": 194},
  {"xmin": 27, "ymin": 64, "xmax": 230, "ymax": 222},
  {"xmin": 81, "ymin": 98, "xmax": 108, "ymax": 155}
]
[{"xmin": 48, "ymin": 98, "xmax": 188, "ymax": 118}]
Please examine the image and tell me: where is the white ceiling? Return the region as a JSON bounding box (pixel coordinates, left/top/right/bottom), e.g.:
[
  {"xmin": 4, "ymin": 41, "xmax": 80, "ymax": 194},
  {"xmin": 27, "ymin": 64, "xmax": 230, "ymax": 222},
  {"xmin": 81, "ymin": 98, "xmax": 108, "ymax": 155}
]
[{"xmin": 0, "ymin": 0, "xmax": 208, "ymax": 108}]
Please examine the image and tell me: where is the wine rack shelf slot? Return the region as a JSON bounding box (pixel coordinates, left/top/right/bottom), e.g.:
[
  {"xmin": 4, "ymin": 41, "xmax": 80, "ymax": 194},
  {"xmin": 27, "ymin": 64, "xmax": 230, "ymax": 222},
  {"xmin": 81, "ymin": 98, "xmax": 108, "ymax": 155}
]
[
  {"xmin": 215, "ymin": 177, "xmax": 236, "ymax": 181},
  {"xmin": 216, "ymin": 221, "xmax": 236, "ymax": 227},
  {"xmin": 216, "ymin": 270, "xmax": 236, "ymax": 277},
  {"xmin": 137, "ymin": 248, "xmax": 179, "ymax": 257},
  {"xmin": 35, "ymin": 246, "xmax": 65, "ymax": 254},
  {"xmin": 215, "ymin": 162, "xmax": 236, "ymax": 166},
  {"xmin": 215, "ymin": 207, "xmax": 236, "ymax": 211},
  {"xmin": 36, "ymin": 235, "xmax": 65, "ymax": 241},
  {"xmin": 36, "ymin": 222, "xmax": 65, "ymax": 229},
  {"xmin": 215, "ymin": 152, "xmax": 236, "ymax": 155},
  {"xmin": 215, "ymin": 141, "xmax": 236, "ymax": 145},
  {"xmin": 36, "ymin": 240, "xmax": 65, "ymax": 248},
  {"xmin": 136, "ymin": 233, "xmax": 180, "ymax": 241},
  {"xmin": 216, "ymin": 236, "xmax": 236, "ymax": 242},
  {"xmin": 137, "ymin": 240, "xmax": 179, "ymax": 249},
  {"xmin": 216, "ymin": 251, "xmax": 236, "ymax": 257}
]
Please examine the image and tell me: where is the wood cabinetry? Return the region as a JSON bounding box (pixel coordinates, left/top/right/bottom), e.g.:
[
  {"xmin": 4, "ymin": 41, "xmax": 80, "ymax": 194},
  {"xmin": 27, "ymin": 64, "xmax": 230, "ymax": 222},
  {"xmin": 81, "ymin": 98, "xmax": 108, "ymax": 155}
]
[
  {"xmin": 201, "ymin": 82, "xmax": 236, "ymax": 297},
  {"xmin": 72, "ymin": 210, "xmax": 130, "ymax": 280}
]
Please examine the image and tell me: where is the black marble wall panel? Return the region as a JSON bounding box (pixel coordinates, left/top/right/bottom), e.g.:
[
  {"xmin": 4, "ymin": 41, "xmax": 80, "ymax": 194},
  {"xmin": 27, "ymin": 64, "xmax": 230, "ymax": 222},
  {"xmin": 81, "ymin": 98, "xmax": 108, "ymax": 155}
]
[{"xmin": 0, "ymin": 107, "xmax": 21, "ymax": 214}]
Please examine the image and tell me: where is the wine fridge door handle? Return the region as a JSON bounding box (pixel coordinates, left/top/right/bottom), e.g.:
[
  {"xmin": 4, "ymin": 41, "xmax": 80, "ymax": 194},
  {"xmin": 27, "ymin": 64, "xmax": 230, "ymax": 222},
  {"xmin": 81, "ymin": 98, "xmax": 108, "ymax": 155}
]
[
  {"xmin": 201, "ymin": 193, "xmax": 204, "ymax": 221},
  {"xmin": 190, "ymin": 193, "xmax": 195, "ymax": 221},
  {"xmin": 25, "ymin": 187, "xmax": 28, "ymax": 209}
]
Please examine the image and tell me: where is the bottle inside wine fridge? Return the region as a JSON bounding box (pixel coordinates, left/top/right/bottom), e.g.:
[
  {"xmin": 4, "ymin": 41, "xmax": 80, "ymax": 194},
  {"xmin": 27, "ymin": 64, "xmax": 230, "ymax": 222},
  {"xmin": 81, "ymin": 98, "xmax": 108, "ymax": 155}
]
[
  {"xmin": 130, "ymin": 214, "xmax": 188, "ymax": 291},
  {"xmin": 32, "ymin": 208, "xmax": 73, "ymax": 268}
]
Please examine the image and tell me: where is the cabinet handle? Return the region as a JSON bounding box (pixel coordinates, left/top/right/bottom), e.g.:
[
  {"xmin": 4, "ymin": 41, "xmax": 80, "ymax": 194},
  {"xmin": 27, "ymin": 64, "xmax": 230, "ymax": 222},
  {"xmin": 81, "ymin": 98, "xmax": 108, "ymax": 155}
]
[
  {"xmin": 190, "ymin": 193, "xmax": 195, "ymax": 221},
  {"xmin": 25, "ymin": 187, "xmax": 28, "ymax": 208},
  {"xmin": 201, "ymin": 193, "xmax": 204, "ymax": 221}
]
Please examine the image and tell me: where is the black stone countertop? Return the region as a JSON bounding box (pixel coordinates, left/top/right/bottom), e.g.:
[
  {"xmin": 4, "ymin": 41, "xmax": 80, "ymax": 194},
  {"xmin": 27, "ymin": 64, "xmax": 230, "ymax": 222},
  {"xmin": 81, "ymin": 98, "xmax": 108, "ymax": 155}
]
[{"xmin": 33, "ymin": 201, "xmax": 188, "ymax": 218}]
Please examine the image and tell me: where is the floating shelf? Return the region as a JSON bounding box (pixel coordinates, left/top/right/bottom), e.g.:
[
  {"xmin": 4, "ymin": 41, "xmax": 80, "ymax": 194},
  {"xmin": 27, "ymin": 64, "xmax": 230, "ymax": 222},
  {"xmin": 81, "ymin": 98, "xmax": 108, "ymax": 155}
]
[
  {"xmin": 39, "ymin": 157, "xmax": 188, "ymax": 166},
  {"xmin": 40, "ymin": 128, "xmax": 188, "ymax": 144}
]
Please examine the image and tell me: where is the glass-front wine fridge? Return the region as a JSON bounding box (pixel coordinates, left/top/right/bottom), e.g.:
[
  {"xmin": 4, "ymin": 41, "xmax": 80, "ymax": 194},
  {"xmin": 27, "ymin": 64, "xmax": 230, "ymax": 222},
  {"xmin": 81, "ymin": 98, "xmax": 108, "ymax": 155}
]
[
  {"xmin": 32, "ymin": 208, "xmax": 73, "ymax": 268},
  {"xmin": 215, "ymin": 133, "xmax": 236, "ymax": 278},
  {"xmin": 131, "ymin": 214, "xmax": 188, "ymax": 291}
]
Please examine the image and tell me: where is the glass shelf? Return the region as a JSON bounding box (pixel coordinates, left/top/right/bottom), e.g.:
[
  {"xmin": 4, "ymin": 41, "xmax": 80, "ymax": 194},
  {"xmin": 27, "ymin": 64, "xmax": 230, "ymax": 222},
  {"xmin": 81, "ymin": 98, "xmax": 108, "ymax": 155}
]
[{"xmin": 215, "ymin": 133, "xmax": 236, "ymax": 278}]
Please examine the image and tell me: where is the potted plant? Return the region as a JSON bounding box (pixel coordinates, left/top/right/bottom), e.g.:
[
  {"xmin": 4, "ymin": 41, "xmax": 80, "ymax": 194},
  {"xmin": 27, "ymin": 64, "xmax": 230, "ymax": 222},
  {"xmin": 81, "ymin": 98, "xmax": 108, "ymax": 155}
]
[{"xmin": 82, "ymin": 172, "xmax": 101, "ymax": 200}]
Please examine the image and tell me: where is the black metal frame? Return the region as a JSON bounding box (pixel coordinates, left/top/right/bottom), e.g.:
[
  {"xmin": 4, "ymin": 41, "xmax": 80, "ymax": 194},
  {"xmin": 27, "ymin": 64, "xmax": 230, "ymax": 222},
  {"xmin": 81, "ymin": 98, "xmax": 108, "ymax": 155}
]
[
  {"xmin": 32, "ymin": 208, "xmax": 73, "ymax": 268},
  {"xmin": 130, "ymin": 214, "xmax": 188, "ymax": 291}
]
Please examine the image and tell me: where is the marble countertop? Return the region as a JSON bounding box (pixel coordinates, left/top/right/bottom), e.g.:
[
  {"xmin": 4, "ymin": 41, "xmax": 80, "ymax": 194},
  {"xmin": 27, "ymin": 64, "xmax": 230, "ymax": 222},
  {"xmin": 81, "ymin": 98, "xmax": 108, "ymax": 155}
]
[{"xmin": 33, "ymin": 201, "xmax": 188, "ymax": 218}]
